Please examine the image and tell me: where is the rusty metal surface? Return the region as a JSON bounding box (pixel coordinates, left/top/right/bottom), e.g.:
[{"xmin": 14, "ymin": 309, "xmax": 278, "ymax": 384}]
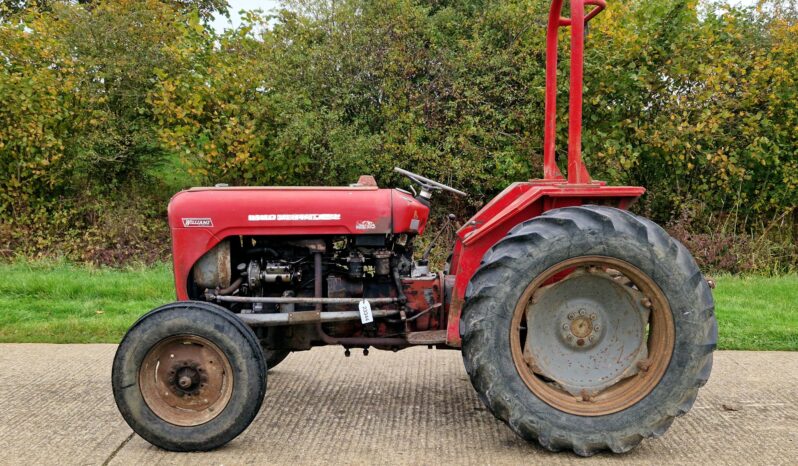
[
  {"xmin": 192, "ymin": 240, "xmax": 231, "ymax": 289},
  {"xmin": 406, "ymin": 330, "xmax": 447, "ymax": 345},
  {"xmin": 287, "ymin": 310, "xmax": 322, "ymax": 324},
  {"xmin": 139, "ymin": 335, "xmax": 233, "ymax": 427},
  {"xmin": 236, "ymin": 309, "xmax": 400, "ymax": 327},
  {"xmin": 0, "ymin": 345, "xmax": 797, "ymax": 465},
  {"xmin": 214, "ymin": 296, "xmax": 399, "ymax": 305}
]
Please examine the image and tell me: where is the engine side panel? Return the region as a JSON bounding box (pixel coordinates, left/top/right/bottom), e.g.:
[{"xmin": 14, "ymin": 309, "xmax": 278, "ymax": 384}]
[
  {"xmin": 169, "ymin": 186, "xmax": 432, "ymax": 300},
  {"xmin": 170, "ymin": 187, "xmax": 391, "ymax": 299}
]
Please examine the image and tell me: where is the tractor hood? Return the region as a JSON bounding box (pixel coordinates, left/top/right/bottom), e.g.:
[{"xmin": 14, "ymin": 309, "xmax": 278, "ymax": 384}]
[{"xmin": 167, "ymin": 186, "xmax": 430, "ymax": 237}]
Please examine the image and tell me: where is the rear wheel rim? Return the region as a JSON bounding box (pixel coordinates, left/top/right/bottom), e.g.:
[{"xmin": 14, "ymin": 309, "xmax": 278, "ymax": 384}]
[
  {"xmin": 139, "ymin": 335, "xmax": 234, "ymax": 426},
  {"xmin": 510, "ymin": 256, "xmax": 675, "ymax": 416}
]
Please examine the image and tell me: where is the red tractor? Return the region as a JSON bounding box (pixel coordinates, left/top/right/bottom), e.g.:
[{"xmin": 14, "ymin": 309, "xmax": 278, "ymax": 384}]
[{"xmin": 112, "ymin": 0, "xmax": 716, "ymax": 456}]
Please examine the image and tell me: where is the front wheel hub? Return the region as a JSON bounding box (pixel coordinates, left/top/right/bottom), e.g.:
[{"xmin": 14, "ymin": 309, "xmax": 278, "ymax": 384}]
[
  {"xmin": 178, "ymin": 374, "xmax": 194, "ymax": 389},
  {"xmin": 139, "ymin": 335, "xmax": 234, "ymax": 426},
  {"xmin": 167, "ymin": 361, "xmax": 206, "ymax": 395}
]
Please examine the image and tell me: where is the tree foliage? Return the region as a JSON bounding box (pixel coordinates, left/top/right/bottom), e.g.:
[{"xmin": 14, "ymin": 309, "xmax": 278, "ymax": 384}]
[
  {"xmin": 0, "ymin": 0, "xmax": 229, "ymax": 21},
  {"xmin": 0, "ymin": 0, "xmax": 796, "ymax": 269},
  {"xmin": 0, "ymin": 0, "xmax": 194, "ymax": 211},
  {"xmin": 151, "ymin": 0, "xmax": 798, "ymax": 221}
]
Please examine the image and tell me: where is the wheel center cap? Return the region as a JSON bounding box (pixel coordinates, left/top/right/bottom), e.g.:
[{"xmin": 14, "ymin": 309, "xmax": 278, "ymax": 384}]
[
  {"xmin": 178, "ymin": 375, "xmax": 194, "ymax": 389},
  {"xmin": 526, "ymin": 268, "xmax": 652, "ymax": 397},
  {"xmin": 570, "ymin": 317, "xmax": 593, "ymax": 338},
  {"xmin": 559, "ymin": 309, "xmax": 602, "ymax": 349},
  {"xmin": 168, "ymin": 361, "xmax": 206, "ymax": 396}
]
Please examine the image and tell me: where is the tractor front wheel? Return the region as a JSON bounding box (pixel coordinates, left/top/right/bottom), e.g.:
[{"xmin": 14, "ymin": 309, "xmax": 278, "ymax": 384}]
[
  {"xmin": 461, "ymin": 206, "xmax": 716, "ymax": 456},
  {"xmin": 112, "ymin": 301, "xmax": 266, "ymax": 451}
]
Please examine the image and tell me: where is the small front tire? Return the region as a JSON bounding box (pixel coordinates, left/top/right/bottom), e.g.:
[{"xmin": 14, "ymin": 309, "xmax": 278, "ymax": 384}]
[{"xmin": 112, "ymin": 301, "xmax": 266, "ymax": 451}]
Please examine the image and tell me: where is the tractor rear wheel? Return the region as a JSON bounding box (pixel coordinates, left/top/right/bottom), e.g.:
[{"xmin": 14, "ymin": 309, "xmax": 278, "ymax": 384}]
[
  {"xmin": 461, "ymin": 206, "xmax": 716, "ymax": 456},
  {"xmin": 112, "ymin": 301, "xmax": 266, "ymax": 451}
]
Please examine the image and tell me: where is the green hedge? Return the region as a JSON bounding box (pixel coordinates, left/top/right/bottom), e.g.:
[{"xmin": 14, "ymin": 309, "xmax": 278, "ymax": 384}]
[{"xmin": 1, "ymin": 0, "xmax": 796, "ymax": 270}]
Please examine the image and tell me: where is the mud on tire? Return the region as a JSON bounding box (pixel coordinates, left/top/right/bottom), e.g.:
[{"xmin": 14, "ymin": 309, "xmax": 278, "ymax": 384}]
[{"xmin": 461, "ymin": 206, "xmax": 717, "ymax": 456}]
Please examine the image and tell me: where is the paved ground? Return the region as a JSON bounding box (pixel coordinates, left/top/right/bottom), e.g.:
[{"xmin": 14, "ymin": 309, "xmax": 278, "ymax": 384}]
[{"xmin": 0, "ymin": 345, "xmax": 795, "ymax": 465}]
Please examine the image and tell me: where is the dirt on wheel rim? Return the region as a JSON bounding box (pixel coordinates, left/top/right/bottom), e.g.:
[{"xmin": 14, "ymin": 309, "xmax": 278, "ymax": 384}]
[
  {"xmin": 139, "ymin": 334, "xmax": 234, "ymax": 427},
  {"xmin": 510, "ymin": 255, "xmax": 676, "ymax": 416}
]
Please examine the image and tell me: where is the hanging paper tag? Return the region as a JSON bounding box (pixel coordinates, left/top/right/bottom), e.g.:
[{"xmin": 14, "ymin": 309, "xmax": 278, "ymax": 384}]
[{"xmin": 358, "ymin": 299, "xmax": 373, "ymax": 324}]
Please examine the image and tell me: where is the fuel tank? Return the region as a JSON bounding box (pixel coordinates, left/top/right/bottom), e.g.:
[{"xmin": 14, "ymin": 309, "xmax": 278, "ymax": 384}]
[{"xmin": 167, "ymin": 186, "xmax": 430, "ymax": 237}]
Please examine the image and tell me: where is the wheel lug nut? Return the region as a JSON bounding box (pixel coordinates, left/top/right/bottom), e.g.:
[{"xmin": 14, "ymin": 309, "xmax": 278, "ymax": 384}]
[
  {"xmin": 578, "ymin": 309, "xmax": 586, "ymax": 316},
  {"xmin": 590, "ymin": 313, "xmax": 597, "ymax": 320},
  {"xmin": 594, "ymin": 324, "xmax": 600, "ymax": 331},
  {"xmin": 562, "ymin": 323, "xmax": 569, "ymax": 330},
  {"xmin": 567, "ymin": 313, "xmax": 575, "ymax": 320},
  {"xmin": 637, "ymin": 359, "xmax": 652, "ymax": 372}
]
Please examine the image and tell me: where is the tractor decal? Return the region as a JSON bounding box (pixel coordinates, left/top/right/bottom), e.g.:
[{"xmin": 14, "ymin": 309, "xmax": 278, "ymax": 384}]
[
  {"xmin": 181, "ymin": 218, "xmax": 213, "ymax": 227},
  {"xmin": 355, "ymin": 220, "xmax": 377, "ymax": 230}
]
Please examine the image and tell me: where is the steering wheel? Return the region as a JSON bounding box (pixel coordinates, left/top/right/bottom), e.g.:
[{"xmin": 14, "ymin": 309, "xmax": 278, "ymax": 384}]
[{"xmin": 394, "ymin": 167, "xmax": 467, "ymax": 198}]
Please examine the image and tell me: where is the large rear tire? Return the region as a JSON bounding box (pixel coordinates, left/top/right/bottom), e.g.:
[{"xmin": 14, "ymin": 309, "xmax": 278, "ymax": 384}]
[
  {"xmin": 461, "ymin": 206, "xmax": 716, "ymax": 456},
  {"xmin": 112, "ymin": 301, "xmax": 266, "ymax": 451}
]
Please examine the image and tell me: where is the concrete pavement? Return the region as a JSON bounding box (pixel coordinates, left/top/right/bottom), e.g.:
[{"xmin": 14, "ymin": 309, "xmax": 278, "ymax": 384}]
[{"xmin": 0, "ymin": 344, "xmax": 795, "ymax": 465}]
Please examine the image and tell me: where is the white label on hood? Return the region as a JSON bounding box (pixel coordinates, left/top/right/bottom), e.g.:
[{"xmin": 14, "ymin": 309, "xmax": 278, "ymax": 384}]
[{"xmin": 248, "ymin": 214, "xmax": 341, "ymax": 221}]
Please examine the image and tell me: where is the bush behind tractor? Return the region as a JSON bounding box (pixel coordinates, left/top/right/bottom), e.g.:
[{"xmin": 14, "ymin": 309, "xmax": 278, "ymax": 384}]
[{"xmin": 112, "ymin": 0, "xmax": 716, "ymax": 456}]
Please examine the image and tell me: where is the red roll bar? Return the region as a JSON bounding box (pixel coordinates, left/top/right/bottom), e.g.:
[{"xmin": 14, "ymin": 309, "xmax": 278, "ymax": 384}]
[{"xmin": 542, "ymin": 0, "xmax": 606, "ymax": 184}]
